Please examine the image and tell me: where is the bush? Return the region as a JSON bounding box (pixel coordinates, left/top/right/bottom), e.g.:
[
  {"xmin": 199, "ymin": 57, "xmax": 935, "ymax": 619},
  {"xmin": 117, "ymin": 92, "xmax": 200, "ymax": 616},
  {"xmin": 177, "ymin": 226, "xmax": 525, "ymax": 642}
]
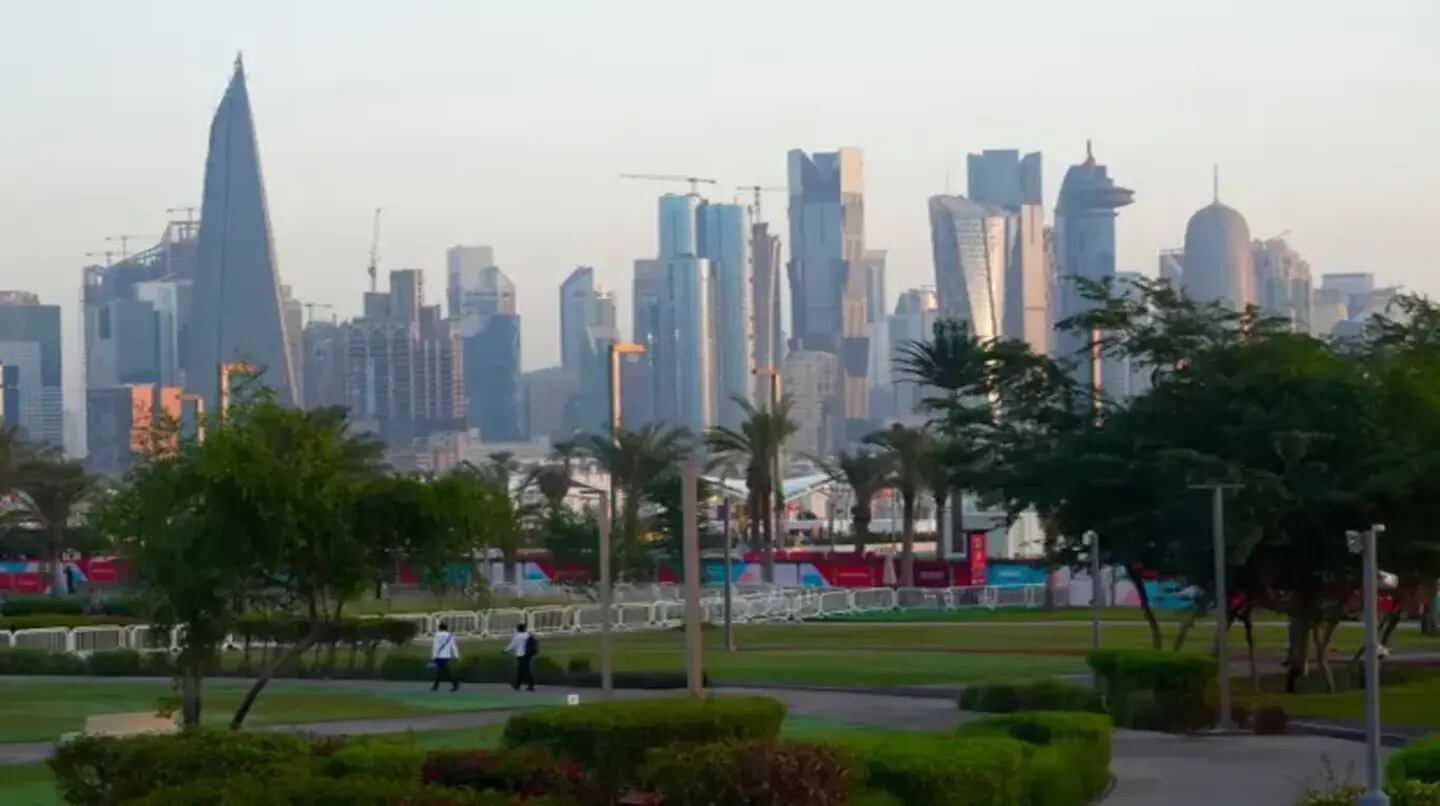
[
  {"xmin": 958, "ymin": 680, "xmax": 1103, "ymax": 714},
  {"xmin": 852, "ymin": 790, "xmax": 906, "ymax": 806},
  {"xmin": 956, "ymin": 712, "xmax": 1113, "ymax": 802},
  {"xmin": 321, "ymin": 740, "xmax": 429, "ymax": 781},
  {"xmin": 85, "ymin": 649, "xmax": 144, "ymax": 676},
  {"xmin": 133, "ymin": 776, "xmax": 527, "ymax": 805},
  {"xmin": 838, "ymin": 732, "xmax": 1030, "ymax": 806},
  {"xmin": 1296, "ymin": 780, "xmax": 1440, "ymax": 805},
  {"xmin": 0, "ymin": 596, "xmax": 85, "ymax": 616},
  {"xmin": 0, "ymin": 647, "xmax": 86, "ymax": 675},
  {"xmin": 422, "ymin": 747, "xmax": 590, "ymax": 800},
  {"xmin": 1087, "ymin": 649, "xmax": 1215, "ymax": 732},
  {"xmin": 640, "ymin": 739, "xmax": 862, "ymax": 806},
  {"xmin": 0, "ymin": 614, "xmax": 139, "ymax": 629},
  {"xmin": 502, "ymin": 696, "xmax": 786, "ymax": 793},
  {"xmin": 566, "ymin": 656, "xmax": 593, "ymax": 675},
  {"xmin": 380, "ymin": 654, "xmax": 432, "ymax": 681},
  {"xmin": 1253, "ymin": 704, "xmax": 1289, "ymax": 735},
  {"xmin": 50, "ymin": 729, "xmax": 312, "ymax": 805},
  {"xmin": 1390, "ymin": 736, "xmax": 1440, "ymax": 784}
]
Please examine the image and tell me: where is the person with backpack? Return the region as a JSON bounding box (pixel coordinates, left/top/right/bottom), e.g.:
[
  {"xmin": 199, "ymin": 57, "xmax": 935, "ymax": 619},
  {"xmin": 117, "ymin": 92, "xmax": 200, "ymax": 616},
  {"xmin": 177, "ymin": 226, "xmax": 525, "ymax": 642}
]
[
  {"xmin": 504, "ymin": 623, "xmax": 538, "ymax": 691},
  {"xmin": 430, "ymin": 621, "xmax": 460, "ymax": 692}
]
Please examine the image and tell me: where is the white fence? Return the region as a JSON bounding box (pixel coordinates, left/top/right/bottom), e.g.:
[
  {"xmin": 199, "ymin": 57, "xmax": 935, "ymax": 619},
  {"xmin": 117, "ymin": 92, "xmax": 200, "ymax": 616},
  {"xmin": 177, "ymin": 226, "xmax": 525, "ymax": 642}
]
[{"xmin": 3, "ymin": 584, "xmax": 1045, "ymax": 656}]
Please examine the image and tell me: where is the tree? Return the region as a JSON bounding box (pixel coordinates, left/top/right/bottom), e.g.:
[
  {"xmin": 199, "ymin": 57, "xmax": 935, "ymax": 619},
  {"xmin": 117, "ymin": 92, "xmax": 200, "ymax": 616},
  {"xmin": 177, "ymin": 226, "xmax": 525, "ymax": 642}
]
[
  {"xmin": 824, "ymin": 449, "xmax": 894, "ymax": 557},
  {"xmin": 528, "ymin": 439, "xmax": 578, "ymax": 510},
  {"xmin": 576, "ymin": 423, "xmax": 690, "ymax": 578},
  {"xmin": 448, "ymin": 463, "xmax": 525, "ymax": 585},
  {"xmin": 7, "ymin": 458, "xmax": 99, "ymax": 595},
  {"xmin": 866, "ymin": 424, "xmax": 929, "ymax": 586},
  {"xmin": 706, "ymin": 396, "xmax": 797, "ymax": 583},
  {"xmin": 919, "ymin": 445, "xmax": 952, "ymax": 560}
]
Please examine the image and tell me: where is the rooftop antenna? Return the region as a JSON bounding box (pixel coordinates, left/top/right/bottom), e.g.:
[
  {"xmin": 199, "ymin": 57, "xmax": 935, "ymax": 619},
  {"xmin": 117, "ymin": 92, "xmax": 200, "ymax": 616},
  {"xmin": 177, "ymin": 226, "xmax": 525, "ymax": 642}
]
[
  {"xmin": 1213, "ymin": 164, "xmax": 1220, "ymax": 204},
  {"xmin": 1085, "ymin": 138, "xmax": 1094, "ymax": 165}
]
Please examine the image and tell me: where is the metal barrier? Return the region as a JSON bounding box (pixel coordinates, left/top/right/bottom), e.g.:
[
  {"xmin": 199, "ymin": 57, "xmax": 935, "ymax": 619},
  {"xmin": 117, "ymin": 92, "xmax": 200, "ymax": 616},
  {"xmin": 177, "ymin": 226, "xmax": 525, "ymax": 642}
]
[
  {"xmin": 615, "ymin": 603, "xmax": 654, "ymax": 630},
  {"xmin": 72, "ymin": 626, "xmax": 127, "ymax": 653},
  {"xmin": 484, "ymin": 608, "xmax": 525, "ymax": 637},
  {"xmin": 13, "ymin": 627, "xmax": 69, "ymax": 653},
  {"xmin": 0, "ymin": 631, "xmax": 11, "ymax": 649},
  {"xmin": 383, "ymin": 613, "xmax": 431, "ymax": 639},
  {"xmin": 524, "ymin": 606, "xmax": 571, "ymax": 635},
  {"xmin": 852, "ymin": 587, "xmax": 897, "ymax": 612},
  {"xmin": 433, "ymin": 610, "xmax": 482, "ymax": 636},
  {"xmin": 896, "ymin": 587, "xmax": 946, "ymax": 609}
]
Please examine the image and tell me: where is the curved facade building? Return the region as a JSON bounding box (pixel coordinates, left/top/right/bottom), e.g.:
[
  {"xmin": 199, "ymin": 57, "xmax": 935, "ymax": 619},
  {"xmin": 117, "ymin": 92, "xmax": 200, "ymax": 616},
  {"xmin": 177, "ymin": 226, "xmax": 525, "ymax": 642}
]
[
  {"xmin": 928, "ymin": 196, "xmax": 1007, "ymax": 342},
  {"xmin": 1182, "ymin": 201, "xmax": 1254, "ymax": 310}
]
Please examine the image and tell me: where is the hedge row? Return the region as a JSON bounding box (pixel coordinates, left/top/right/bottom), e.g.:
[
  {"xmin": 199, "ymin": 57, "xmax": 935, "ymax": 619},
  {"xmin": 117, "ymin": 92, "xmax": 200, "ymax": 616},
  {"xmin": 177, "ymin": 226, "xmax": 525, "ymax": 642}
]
[
  {"xmin": 0, "ymin": 614, "xmax": 142, "ymax": 630},
  {"xmin": 0, "ymin": 596, "xmax": 146, "ymax": 618},
  {"xmin": 1390, "ymin": 735, "xmax": 1440, "ymax": 785},
  {"xmin": 958, "ymin": 679, "xmax": 1104, "ymax": 715},
  {"xmin": 1297, "ymin": 780, "xmax": 1440, "ymax": 806},
  {"xmin": 639, "ymin": 740, "xmax": 860, "ymax": 806},
  {"xmin": 957, "ymin": 712, "xmax": 1113, "ymax": 803},
  {"xmin": 1087, "ymin": 649, "xmax": 1216, "ymax": 732}
]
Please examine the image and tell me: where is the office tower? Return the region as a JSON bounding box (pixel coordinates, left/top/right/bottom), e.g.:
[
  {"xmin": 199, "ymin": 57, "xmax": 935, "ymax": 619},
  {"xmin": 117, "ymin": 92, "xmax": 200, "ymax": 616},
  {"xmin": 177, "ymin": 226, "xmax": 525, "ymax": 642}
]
[
  {"xmin": 1158, "ymin": 250, "xmax": 1185, "ymax": 288},
  {"xmin": 1321, "ymin": 272, "xmax": 1374, "ymax": 299},
  {"xmin": 699, "ymin": 202, "xmax": 753, "ymax": 429},
  {"xmin": 559, "ymin": 267, "xmax": 595, "ymax": 372},
  {"xmin": 445, "ymin": 245, "xmax": 499, "ymax": 318},
  {"xmin": 967, "ymin": 149, "xmax": 1043, "ymax": 210},
  {"xmin": 522, "ymin": 366, "xmax": 580, "ymax": 442},
  {"xmin": 751, "ymin": 220, "xmax": 784, "ymax": 388},
  {"xmin": 1252, "ymin": 238, "xmax": 1313, "ymax": 332},
  {"xmin": 1053, "ymin": 142, "xmax": 1133, "ymax": 393},
  {"xmin": 861, "ymin": 250, "xmax": 887, "ymax": 324},
  {"xmin": 0, "ymin": 365, "xmax": 19, "ymax": 427},
  {"xmin": 783, "ymin": 350, "xmax": 841, "ymax": 457},
  {"xmin": 787, "ymin": 148, "xmax": 869, "ymax": 426},
  {"xmin": 659, "ymin": 194, "xmax": 702, "ymax": 260},
  {"xmin": 0, "ymin": 292, "xmax": 62, "ymax": 447},
  {"xmin": 630, "ymin": 258, "xmax": 667, "ymax": 428},
  {"xmin": 1317, "ymin": 273, "xmax": 1394, "ymax": 338},
  {"xmin": 464, "ymin": 313, "xmax": 524, "ymax": 442},
  {"xmin": 928, "ymin": 196, "xmax": 1008, "ymax": 342},
  {"xmin": 132, "ymin": 280, "xmax": 184, "ymax": 387},
  {"xmin": 185, "ymin": 56, "xmax": 297, "ymax": 410},
  {"xmin": 280, "ymin": 285, "xmax": 304, "ymax": 392},
  {"xmin": 590, "ymin": 290, "xmax": 619, "ymax": 344},
  {"xmin": 86, "ymin": 384, "xmax": 183, "ymax": 477},
  {"xmin": 301, "ymin": 320, "xmax": 347, "ymax": 409},
  {"xmin": 889, "ymin": 287, "xmax": 939, "ymax": 417},
  {"xmin": 1112, "ymin": 271, "xmax": 1152, "ymax": 401},
  {"xmin": 1181, "ymin": 183, "xmax": 1254, "ymax": 310},
  {"xmin": 345, "ymin": 270, "xmax": 463, "ymax": 444},
  {"xmin": 666, "ymin": 257, "xmax": 714, "ymax": 434}
]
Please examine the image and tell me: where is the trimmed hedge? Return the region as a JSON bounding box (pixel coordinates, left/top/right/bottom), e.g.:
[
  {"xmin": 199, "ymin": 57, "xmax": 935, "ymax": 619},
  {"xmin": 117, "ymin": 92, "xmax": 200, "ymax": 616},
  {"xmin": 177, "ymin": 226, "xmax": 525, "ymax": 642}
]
[
  {"xmin": 86, "ymin": 649, "xmax": 174, "ymax": 677},
  {"xmin": 50, "ymin": 730, "xmax": 313, "ymax": 806},
  {"xmin": 837, "ymin": 732, "xmax": 1030, "ymax": 806},
  {"xmin": 502, "ymin": 696, "xmax": 786, "ymax": 793},
  {"xmin": 640, "ymin": 739, "xmax": 862, "ymax": 806},
  {"xmin": 0, "ymin": 596, "xmax": 146, "ymax": 618},
  {"xmin": 0, "ymin": 614, "xmax": 140, "ymax": 629},
  {"xmin": 1389, "ymin": 736, "xmax": 1440, "ymax": 784},
  {"xmin": 1087, "ymin": 649, "xmax": 1215, "ymax": 732},
  {"xmin": 958, "ymin": 679, "xmax": 1104, "ymax": 714},
  {"xmin": 1297, "ymin": 780, "xmax": 1440, "ymax": 805},
  {"xmin": 320, "ymin": 740, "xmax": 429, "ymax": 781},
  {"xmin": 132, "ymin": 776, "xmax": 533, "ymax": 805},
  {"xmin": 0, "ymin": 647, "xmax": 86, "ymax": 675},
  {"xmin": 956, "ymin": 711, "xmax": 1113, "ymax": 803},
  {"xmin": 423, "ymin": 747, "xmax": 592, "ymax": 801}
]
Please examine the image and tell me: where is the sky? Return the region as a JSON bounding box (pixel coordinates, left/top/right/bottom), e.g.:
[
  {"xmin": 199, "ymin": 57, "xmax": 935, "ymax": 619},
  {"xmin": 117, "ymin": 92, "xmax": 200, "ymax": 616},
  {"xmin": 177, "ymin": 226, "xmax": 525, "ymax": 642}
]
[{"xmin": 2, "ymin": 0, "xmax": 1438, "ymax": 415}]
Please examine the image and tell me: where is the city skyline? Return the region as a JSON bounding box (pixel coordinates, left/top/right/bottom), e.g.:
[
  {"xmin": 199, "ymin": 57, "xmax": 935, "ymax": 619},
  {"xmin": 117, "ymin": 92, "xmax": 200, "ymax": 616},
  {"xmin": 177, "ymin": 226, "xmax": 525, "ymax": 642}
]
[{"xmin": 3, "ymin": 1, "xmax": 1436, "ymax": 442}]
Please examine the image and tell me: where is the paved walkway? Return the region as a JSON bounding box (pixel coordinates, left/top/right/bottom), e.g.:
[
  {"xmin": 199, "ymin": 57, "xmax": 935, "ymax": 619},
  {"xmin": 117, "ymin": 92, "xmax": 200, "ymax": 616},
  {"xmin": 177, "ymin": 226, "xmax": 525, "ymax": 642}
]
[{"xmin": 0, "ymin": 677, "xmax": 1401, "ymax": 804}]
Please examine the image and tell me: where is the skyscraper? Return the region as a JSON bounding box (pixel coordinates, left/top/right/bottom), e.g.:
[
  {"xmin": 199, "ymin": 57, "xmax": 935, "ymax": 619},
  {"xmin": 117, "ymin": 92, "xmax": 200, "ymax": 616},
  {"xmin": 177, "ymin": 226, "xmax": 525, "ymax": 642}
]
[
  {"xmin": 666, "ymin": 257, "xmax": 714, "ymax": 434},
  {"xmin": 185, "ymin": 56, "xmax": 297, "ymax": 410},
  {"xmin": 659, "ymin": 194, "xmax": 702, "ymax": 261},
  {"xmin": 928, "ymin": 196, "xmax": 1008, "ymax": 342},
  {"xmin": 750, "ymin": 220, "xmax": 784, "ymax": 387},
  {"xmin": 630, "ymin": 258, "xmax": 667, "ymax": 428},
  {"xmin": 558, "ymin": 267, "xmax": 595, "ymax": 372},
  {"xmin": 889, "ymin": 288, "xmax": 940, "ymax": 417},
  {"xmin": 1252, "ymin": 237, "xmax": 1312, "ymax": 332},
  {"xmin": 1181, "ymin": 183, "xmax": 1255, "ymax": 310},
  {"xmin": 301, "ymin": 319, "xmax": 347, "ymax": 409},
  {"xmin": 861, "ymin": 250, "xmax": 887, "ymax": 325},
  {"xmin": 445, "ymin": 245, "xmax": 499, "ymax": 319},
  {"xmin": 451, "ymin": 255, "xmax": 523, "ymax": 443},
  {"xmin": 698, "ymin": 202, "xmax": 753, "ymax": 429},
  {"xmin": 1053, "ymin": 142, "xmax": 1133, "ymax": 392},
  {"xmin": 0, "ymin": 292, "xmax": 62, "ymax": 448},
  {"xmin": 967, "ymin": 149, "xmax": 1049, "ymax": 354},
  {"xmin": 787, "ymin": 148, "xmax": 868, "ymax": 428}
]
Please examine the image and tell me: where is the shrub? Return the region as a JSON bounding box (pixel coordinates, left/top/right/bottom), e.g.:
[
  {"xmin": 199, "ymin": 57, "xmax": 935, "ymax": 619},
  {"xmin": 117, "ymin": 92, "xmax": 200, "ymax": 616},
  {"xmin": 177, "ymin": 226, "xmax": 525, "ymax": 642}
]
[
  {"xmin": 956, "ymin": 712, "xmax": 1113, "ymax": 801},
  {"xmin": 567, "ymin": 671, "xmax": 697, "ymax": 690},
  {"xmin": 50, "ymin": 729, "xmax": 312, "ymax": 805},
  {"xmin": 641, "ymin": 739, "xmax": 861, "ymax": 806},
  {"xmin": 132, "ymin": 776, "xmax": 524, "ymax": 805},
  {"xmin": 0, "ymin": 614, "xmax": 139, "ymax": 629},
  {"xmin": 838, "ymin": 732, "xmax": 1030, "ymax": 806},
  {"xmin": 1390, "ymin": 736, "xmax": 1440, "ymax": 784},
  {"xmin": 1087, "ymin": 649, "xmax": 1215, "ymax": 732},
  {"xmin": 380, "ymin": 654, "xmax": 431, "ymax": 681},
  {"xmin": 0, "ymin": 647, "xmax": 86, "ymax": 675},
  {"xmin": 1295, "ymin": 780, "xmax": 1440, "ymax": 805},
  {"xmin": 566, "ymin": 656, "xmax": 593, "ymax": 674},
  {"xmin": 1253, "ymin": 704, "xmax": 1289, "ymax": 735},
  {"xmin": 0, "ymin": 596, "xmax": 85, "ymax": 616},
  {"xmin": 321, "ymin": 740, "xmax": 429, "ymax": 781},
  {"xmin": 958, "ymin": 680, "xmax": 1103, "ymax": 714},
  {"xmin": 852, "ymin": 790, "xmax": 906, "ymax": 806},
  {"xmin": 502, "ymin": 696, "xmax": 785, "ymax": 793},
  {"xmin": 85, "ymin": 649, "xmax": 144, "ymax": 677},
  {"xmin": 422, "ymin": 747, "xmax": 589, "ymax": 800}
]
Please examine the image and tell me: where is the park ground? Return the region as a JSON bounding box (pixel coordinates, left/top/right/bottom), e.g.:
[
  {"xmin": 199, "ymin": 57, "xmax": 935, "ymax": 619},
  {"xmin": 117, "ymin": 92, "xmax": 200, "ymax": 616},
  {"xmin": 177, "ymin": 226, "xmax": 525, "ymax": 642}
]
[{"xmin": 5, "ymin": 611, "xmax": 1440, "ymax": 804}]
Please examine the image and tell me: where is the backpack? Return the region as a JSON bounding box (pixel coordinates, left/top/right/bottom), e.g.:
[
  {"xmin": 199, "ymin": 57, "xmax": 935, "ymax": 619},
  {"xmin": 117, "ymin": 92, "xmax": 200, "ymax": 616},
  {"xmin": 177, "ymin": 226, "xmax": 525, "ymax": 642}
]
[{"xmin": 525, "ymin": 633, "xmax": 539, "ymax": 657}]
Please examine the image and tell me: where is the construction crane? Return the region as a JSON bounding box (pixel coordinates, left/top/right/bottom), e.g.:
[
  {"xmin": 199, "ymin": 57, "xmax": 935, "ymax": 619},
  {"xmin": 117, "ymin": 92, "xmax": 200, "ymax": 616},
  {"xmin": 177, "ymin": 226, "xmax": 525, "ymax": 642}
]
[
  {"xmin": 736, "ymin": 184, "xmax": 786, "ymax": 220},
  {"xmin": 620, "ymin": 173, "xmax": 718, "ymax": 195},
  {"xmin": 366, "ymin": 208, "xmax": 382, "ymax": 293},
  {"xmin": 84, "ymin": 250, "xmax": 117, "ymax": 266},
  {"xmin": 105, "ymin": 234, "xmax": 149, "ymax": 260},
  {"xmin": 303, "ymin": 302, "xmax": 334, "ymax": 325},
  {"xmin": 166, "ymin": 206, "xmax": 199, "ymax": 224}
]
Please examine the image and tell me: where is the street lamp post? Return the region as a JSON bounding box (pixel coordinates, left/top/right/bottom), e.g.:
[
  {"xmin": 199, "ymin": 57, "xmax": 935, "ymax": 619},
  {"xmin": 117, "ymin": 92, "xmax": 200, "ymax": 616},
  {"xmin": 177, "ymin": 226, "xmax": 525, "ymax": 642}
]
[
  {"xmin": 1084, "ymin": 530, "xmax": 1101, "ymax": 659},
  {"xmin": 682, "ymin": 456, "xmax": 705, "ymax": 697},
  {"xmin": 718, "ymin": 467, "xmax": 736, "ymax": 653},
  {"xmin": 597, "ymin": 497, "xmax": 613, "ymax": 697},
  {"xmin": 1191, "ymin": 482, "xmax": 1241, "ymax": 730},
  {"xmin": 1348, "ymin": 524, "xmax": 1389, "ymax": 806}
]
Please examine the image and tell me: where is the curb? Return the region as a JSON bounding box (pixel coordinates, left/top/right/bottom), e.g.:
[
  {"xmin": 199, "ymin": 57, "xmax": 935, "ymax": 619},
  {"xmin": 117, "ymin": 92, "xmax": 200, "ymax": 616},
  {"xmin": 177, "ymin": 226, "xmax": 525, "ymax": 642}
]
[
  {"xmin": 1093, "ymin": 773, "xmax": 1118, "ymax": 804},
  {"xmin": 1288, "ymin": 720, "xmax": 1418, "ymax": 748},
  {"xmin": 715, "ymin": 681, "xmax": 961, "ymax": 701}
]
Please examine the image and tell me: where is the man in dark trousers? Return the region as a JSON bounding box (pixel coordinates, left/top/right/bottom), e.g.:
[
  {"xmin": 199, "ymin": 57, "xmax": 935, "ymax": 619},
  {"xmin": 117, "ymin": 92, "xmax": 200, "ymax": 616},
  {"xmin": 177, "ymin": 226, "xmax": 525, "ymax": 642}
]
[
  {"xmin": 504, "ymin": 623, "xmax": 537, "ymax": 691},
  {"xmin": 430, "ymin": 620, "xmax": 460, "ymax": 692}
]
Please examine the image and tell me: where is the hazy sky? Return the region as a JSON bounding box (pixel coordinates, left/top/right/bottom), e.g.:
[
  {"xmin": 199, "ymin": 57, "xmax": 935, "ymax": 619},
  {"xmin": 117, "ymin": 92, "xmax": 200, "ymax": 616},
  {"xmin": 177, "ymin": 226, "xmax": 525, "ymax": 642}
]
[{"xmin": 3, "ymin": 1, "xmax": 1437, "ymax": 408}]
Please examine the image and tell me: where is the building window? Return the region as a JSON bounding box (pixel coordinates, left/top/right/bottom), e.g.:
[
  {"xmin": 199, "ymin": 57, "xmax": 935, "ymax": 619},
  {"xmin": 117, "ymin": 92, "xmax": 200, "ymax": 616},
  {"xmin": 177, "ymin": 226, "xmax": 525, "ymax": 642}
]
[{"xmin": 98, "ymin": 307, "xmax": 111, "ymax": 339}]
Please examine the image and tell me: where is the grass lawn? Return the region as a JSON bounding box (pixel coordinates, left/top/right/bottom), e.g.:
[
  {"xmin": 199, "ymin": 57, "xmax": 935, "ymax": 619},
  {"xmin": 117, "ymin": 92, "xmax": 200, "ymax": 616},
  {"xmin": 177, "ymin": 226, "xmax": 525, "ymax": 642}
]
[
  {"xmin": 0, "ymin": 680, "xmax": 528, "ymax": 744},
  {"xmin": 0, "ymin": 763, "xmax": 58, "ymax": 806},
  {"xmin": 1237, "ymin": 665, "xmax": 1440, "ymax": 730}
]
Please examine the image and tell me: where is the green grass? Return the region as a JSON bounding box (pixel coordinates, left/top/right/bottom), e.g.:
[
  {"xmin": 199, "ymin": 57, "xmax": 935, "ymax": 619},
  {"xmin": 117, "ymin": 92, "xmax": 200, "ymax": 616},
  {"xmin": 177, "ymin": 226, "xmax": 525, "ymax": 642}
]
[
  {"xmin": 0, "ymin": 763, "xmax": 58, "ymax": 806},
  {"xmin": 0, "ymin": 680, "xmax": 528, "ymax": 743},
  {"xmin": 1238, "ymin": 665, "xmax": 1440, "ymax": 729}
]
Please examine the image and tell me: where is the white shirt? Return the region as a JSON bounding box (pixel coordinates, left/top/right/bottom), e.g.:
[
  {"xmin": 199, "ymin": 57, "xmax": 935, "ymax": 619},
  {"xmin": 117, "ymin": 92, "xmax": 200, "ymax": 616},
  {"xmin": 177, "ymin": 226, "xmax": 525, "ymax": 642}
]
[
  {"xmin": 505, "ymin": 631, "xmax": 530, "ymax": 656},
  {"xmin": 431, "ymin": 630, "xmax": 460, "ymax": 660}
]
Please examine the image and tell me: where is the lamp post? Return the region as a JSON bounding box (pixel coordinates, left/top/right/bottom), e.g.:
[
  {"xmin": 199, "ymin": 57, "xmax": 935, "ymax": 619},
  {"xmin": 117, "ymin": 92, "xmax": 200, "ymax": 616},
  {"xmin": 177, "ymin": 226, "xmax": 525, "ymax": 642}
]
[
  {"xmin": 1191, "ymin": 482, "xmax": 1241, "ymax": 730},
  {"xmin": 578, "ymin": 487, "xmax": 615, "ymax": 697},
  {"xmin": 682, "ymin": 455, "xmax": 705, "ymax": 697},
  {"xmin": 718, "ymin": 464, "xmax": 737, "ymax": 653},
  {"xmin": 1084, "ymin": 531, "xmax": 1101, "ymax": 660},
  {"xmin": 1347, "ymin": 524, "xmax": 1389, "ymax": 806}
]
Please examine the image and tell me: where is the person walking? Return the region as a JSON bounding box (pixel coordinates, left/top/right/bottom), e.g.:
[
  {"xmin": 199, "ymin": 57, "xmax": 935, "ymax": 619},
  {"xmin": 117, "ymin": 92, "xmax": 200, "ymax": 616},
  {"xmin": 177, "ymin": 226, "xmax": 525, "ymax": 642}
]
[
  {"xmin": 431, "ymin": 621, "xmax": 460, "ymax": 692},
  {"xmin": 505, "ymin": 623, "xmax": 538, "ymax": 691}
]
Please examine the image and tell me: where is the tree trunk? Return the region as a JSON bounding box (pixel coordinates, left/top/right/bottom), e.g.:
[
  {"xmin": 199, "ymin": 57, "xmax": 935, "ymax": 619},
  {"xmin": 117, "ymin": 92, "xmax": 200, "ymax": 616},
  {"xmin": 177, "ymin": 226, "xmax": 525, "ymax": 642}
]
[
  {"xmin": 1131, "ymin": 564, "xmax": 1163, "ymax": 649},
  {"xmin": 1285, "ymin": 607, "xmax": 1312, "ymax": 694},
  {"xmin": 1172, "ymin": 599, "xmax": 1204, "ymax": 652},
  {"xmin": 180, "ymin": 669, "xmax": 203, "ymax": 729},
  {"xmin": 1422, "ymin": 580, "xmax": 1438, "ymax": 635},
  {"xmin": 933, "ymin": 490, "xmax": 948, "ymax": 560},
  {"xmin": 900, "ymin": 492, "xmax": 917, "ymax": 587},
  {"xmin": 230, "ymin": 627, "xmax": 321, "ymax": 730},
  {"xmin": 49, "ymin": 522, "xmax": 66, "ymax": 596},
  {"xmin": 1312, "ymin": 620, "xmax": 1339, "ymax": 694},
  {"xmin": 1241, "ymin": 603, "xmax": 1259, "ymax": 691},
  {"xmin": 760, "ymin": 485, "xmax": 775, "ymax": 584}
]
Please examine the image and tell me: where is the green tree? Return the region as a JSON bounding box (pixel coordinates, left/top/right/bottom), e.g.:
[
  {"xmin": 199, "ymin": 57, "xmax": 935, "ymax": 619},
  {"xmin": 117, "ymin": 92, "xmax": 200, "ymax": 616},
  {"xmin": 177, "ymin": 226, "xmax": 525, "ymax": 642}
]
[
  {"xmin": 865, "ymin": 424, "xmax": 929, "ymax": 586},
  {"xmin": 706, "ymin": 395, "xmax": 797, "ymax": 582},
  {"xmin": 576, "ymin": 424, "xmax": 690, "ymax": 578},
  {"xmin": 2, "ymin": 456, "xmax": 100, "ymax": 595},
  {"xmin": 824, "ymin": 449, "xmax": 895, "ymax": 556}
]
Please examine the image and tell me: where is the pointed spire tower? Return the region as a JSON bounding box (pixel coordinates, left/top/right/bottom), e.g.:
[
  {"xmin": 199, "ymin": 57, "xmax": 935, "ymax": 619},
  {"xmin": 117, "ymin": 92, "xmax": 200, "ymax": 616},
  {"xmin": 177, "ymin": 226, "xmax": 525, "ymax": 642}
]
[{"xmin": 185, "ymin": 55, "xmax": 298, "ymax": 410}]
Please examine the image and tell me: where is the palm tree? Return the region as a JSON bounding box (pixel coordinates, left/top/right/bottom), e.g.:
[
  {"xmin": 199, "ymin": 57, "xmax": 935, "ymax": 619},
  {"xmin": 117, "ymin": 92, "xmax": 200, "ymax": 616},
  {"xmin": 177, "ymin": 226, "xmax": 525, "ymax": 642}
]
[
  {"xmin": 866, "ymin": 424, "xmax": 930, "ymax": 586},
  {"xmin": 527, "ymin": 439, "xmax": 578, "ymax": 510},
  {"xmin": 576, "ymin": 424, "xmax": 690, "ymax": 573},
  {"xmin": 920, "ymin": 446, "xmax": 952, "ymax": 560},
  {"xmin": 706, "ymin": 395, "xmax": 797, "ymax": 583},
  {"xmin": 825, "ymin": 449, "xmax": 895, "ymax": 557},
  {"xmin": 4, "ymin": 457, "xmax": 98, "ymax": 595}
]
